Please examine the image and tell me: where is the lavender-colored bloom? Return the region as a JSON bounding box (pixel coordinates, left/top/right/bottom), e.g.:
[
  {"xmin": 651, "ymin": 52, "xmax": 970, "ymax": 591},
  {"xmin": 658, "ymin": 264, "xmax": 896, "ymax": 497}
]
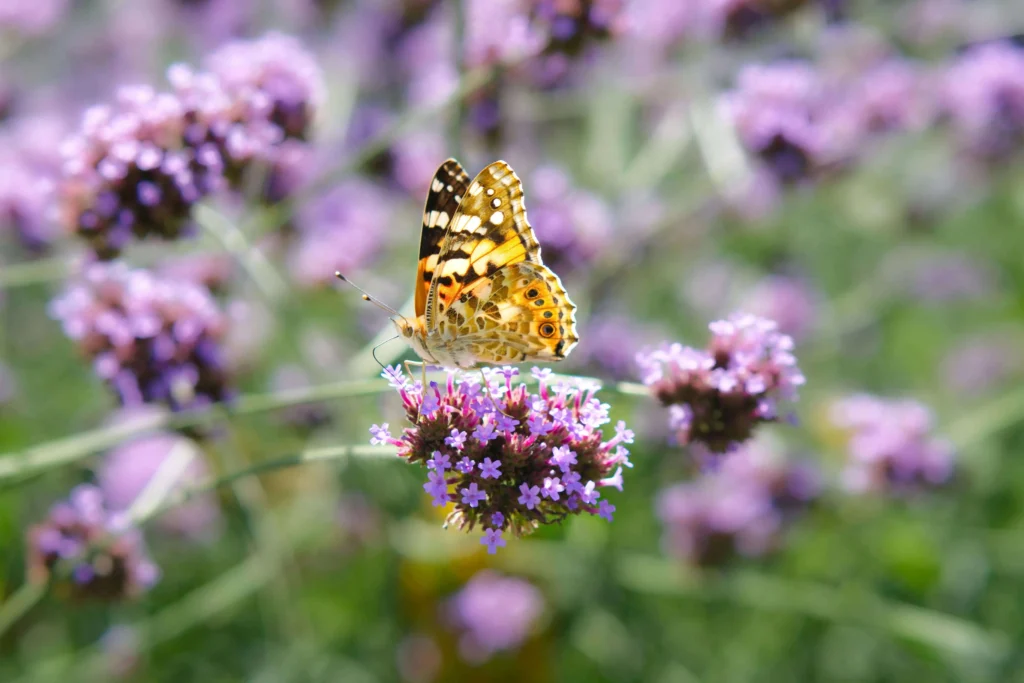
[
  {"xmin": 48, "ymin": 263, "xmax": 231, "ymax": 412},
  {"xmin": 525, "ymin": 165, "xmax": 614, "ymax": 273},
  {"xmin": 885, "ymin": 248, "xmax": 999, "ymax": 304},
  {"xmin": 481, "ymin": 528, "xmax": 506, "ymax": 555},
  {"xmin": 0, "ymin": 0, "xmax": 67, "ymax": 34},
  {"xmin": 447, "ymin": 571, "xmax": 543, "ymax": 662},
  {"xmin": 831, "ymin": 394, "xmax": 955, "ymax": 495},
  {"xmin": 26, "ymin": 484, "xmax": 160, "ymax": 600},
  {"xmin": 98, "ymin": 415, "xmax": 222, "ymax": 542},
  {"xmin": 657, "ymin": 439, "xmax": 819, "ymax": 567},
  {"xmin": 941, "ymin": 41, "xmax": 1024, "ymax": 161},
  {"xmin": 637, "ymin": 313, "xmax": 804, "ymax": 454},
  {"xmin": 428, "ymin": 450, "xmax": 452, "ymax": 472},
  {"xmin": 461, "ymin": 482, "xmax": 487, "ymax": 508},
  {"xmin": 740, "ymin": 275, "xmax": 820, "ymax": 342},
  {"xmin": 57, "ymin": 33, "xmax": 323, "ymax": 259},
  {"xmin": 287, "ymin": 178, "xmax": 395, "ymax": 287},
  {"xmin": 943, "ymin": 333, "xmax": 1022, "ymax": 397},
  {"xmin": 376, "ymin": 366, "xmax": 630, "ymax": 546}
]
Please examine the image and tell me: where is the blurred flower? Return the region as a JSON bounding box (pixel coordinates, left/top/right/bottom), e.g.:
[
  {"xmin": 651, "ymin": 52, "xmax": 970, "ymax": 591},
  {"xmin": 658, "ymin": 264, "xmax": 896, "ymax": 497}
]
[
  {"xmin": 741, "ymin": 275, "xmax": 820, "ymax": 342},
  {"xmin": 943, "ymin": 333, "xmax": 1023, "ymax": 397},
  {"xmin": 0, "ymin": 0, "xmax": 68, "ymax": 35},
  {"xmin": 941, "ymin": 41, "xmax": 1024, "ymax": 162},
  {"xmin": 885, "ymin": 248, "xmax": 999, "ymax": 304},
  {"xmin": 528, "ymin": 164, "xmax": 614, "ymax": 273},
  {"xmin": 0, "ymin": 112, "xmax": 65, "ymax": 251},
  {"xmin": 372, "ymin": 365, "xmax": 631, "ymax": 548},
  {"xmin": 57, "ymin": 32, "xmax": 323, "ymax": 259},
  {"xmin": 464, "ymin": 0, "xmax": 546, "ymax": 71},
  {"xmin": 98, "ymin": 419, "xmax": 222, "ymax": 542},
  {"xmin": 49, "ymin": 262, "xmax": 232, "ymax": 411},
  {"xmin": 637, "ymin": 314, "xmax": 804, "ymax": 455},
  {"xmin": 657, "ymin": 438, "xmax": 819, "ymax": 566},
  {"xmin": 831, "ymin": 394, "xmax": 955, "ymax": 495},
  {"xmin": 269, "ymin": 364, "xmax": 333, "ymax": 431},
  {"xmin": 26, "ymin": 484, "xmax": 160, "ymax": 601},
  {"xmin": 447, "ymin": 570, "xmax": 543, "ymax": 663},
  {"xmin": 287, "ymin": 178, "xmax": 395, "ymax": 287},
  {"xmin": 839, "ymin": 58, "xmax": 933, "ymax": 135}
]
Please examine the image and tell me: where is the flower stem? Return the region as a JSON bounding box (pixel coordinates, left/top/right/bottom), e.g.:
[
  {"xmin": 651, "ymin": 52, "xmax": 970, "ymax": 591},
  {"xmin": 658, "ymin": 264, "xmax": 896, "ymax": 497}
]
[{"xmin": 0, "ymin": 581, "xmax": 47, "ymax": 640}]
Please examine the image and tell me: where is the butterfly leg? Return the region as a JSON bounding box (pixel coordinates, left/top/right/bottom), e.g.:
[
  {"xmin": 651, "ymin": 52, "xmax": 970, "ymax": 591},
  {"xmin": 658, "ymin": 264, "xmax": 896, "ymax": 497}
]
[{"xmin": 404, "ymin": 360, "xmax": 430, "ymax": 423}]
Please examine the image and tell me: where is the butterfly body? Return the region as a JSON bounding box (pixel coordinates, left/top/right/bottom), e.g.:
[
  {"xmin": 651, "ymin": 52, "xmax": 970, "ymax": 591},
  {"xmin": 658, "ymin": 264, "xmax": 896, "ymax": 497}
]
[{"xmin": 396, "ymin": 159, "xmax": 578, "ymax": 369}]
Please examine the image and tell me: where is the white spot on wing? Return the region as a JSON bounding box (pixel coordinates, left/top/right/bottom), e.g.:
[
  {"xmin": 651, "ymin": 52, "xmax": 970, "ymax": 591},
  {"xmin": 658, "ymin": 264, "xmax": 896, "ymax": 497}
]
[
  {"xmin": 490, "ymin": 211, "xmax": 504, "ymax": 225},
  {"xmin": 490, "ymin": 198, "xmax": 500, "ymax": 208},
  {"xmin": 431, "ymin": 179, "xmax": 443, "ymax": 192}
]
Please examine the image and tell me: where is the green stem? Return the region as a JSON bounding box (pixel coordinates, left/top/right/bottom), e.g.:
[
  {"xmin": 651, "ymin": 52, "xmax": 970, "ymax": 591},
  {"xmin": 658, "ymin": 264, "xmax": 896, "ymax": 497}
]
[
  {"xmin": 0, "ymin": 581, "xmax": 47, "ymax": 639},
  {"xmin": 946, "ymin": 383, "xmax": 1024, "ymax": 451},
  {"xmin": 615, "ymin": 554, "xmax": 1009, "ymax": 662},
  {"xmin": 0, "ymin": 379, "xmax": 387, "ymax": 481}
]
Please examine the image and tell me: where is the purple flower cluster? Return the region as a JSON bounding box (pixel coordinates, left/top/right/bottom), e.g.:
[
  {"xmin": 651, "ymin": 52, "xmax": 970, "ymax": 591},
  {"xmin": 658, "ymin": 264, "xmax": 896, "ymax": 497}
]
[
  {"xmin": 370, "ymin": 366, "xmax": 631, "ymax": 552},
  {"xmin": 26, "ymin": 484, "xmax": 160, "ymax": 601},
  {"xmin": 941, "ymin": 41, "xmax": 1024, "ymax": 161},
  {"xmin": 741, "ymin": 275, "xmax": 820, "ymax": 343},
  {"xmin": 656, "ymin": 439, "xmax": 819, "ymax": 567},
  {"xmin": 48, "ymin": 262, "xmax": 231, "ymax": 411},
  {"xmin": 722, "ymin": 57, "xmax": 928, "ymax": 203},
  {"xmin": 831, "ymin": 395, "xmax": 956, "ymax": 495},
  {"xmin": 57, "ymin": 32, "xmax": 323, "ymax": 259},
  {"xmin": 0, "ymin": 115, "xmax": 65, "ymax": 251},
  {"xmin": 0, "ymin": 0, "xmax": 68, "ymax": 35},
  {"xmin": 527, "ymin": 164, "xmax": 613, "ymax": 273},
  {"xmin": 447, "ymin": 570, "xmax": 544, "ymax": 663},
  {"xmin": 637, "ymin": 314, "xmax": 804, "ymax": 455}
]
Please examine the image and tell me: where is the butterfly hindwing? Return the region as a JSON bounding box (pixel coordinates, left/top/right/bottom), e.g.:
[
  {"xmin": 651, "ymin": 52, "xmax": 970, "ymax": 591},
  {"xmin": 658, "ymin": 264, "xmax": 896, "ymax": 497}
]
[
  {"xmin": 425, "ymin": 161, "xmax": 542, "ymax": 331},
  {"xmin": 416, "ymin": 158, "xmax": 471, "ymax": 318},
  {"xmin": 436, "ymin": 261, "xmax": 578, "ymax": 364}
]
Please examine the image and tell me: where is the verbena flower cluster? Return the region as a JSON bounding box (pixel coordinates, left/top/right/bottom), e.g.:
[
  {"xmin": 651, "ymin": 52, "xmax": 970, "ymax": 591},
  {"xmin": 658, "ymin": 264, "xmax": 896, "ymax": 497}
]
[
  {"xmin": 26, "ymin": 484, "xmax": 159, "ymax": 601},
  {"xmin": 447, "ymin": 570, "xmax": 544, "ymax": 663},
  {"xmin": 370, "ymin": 366, "xmax": 632, "ymax": 553},
  {"xmin": 637, "ymin": 314, "xmax": 804, "ymax": 456},
  {"xmin": 831, "ymin": 394, "xmax": 956, "ymax": 495},
  {"xmin": 57, "ymin": 32, "xmax": 323, "ymax": 259},
  {"xmin": 49, "ymin": 262, "xmax": 231, "ymax": 411},
  {"xmin": 656, "ymin": 439, "xmax": 819, "ymax": 567}
]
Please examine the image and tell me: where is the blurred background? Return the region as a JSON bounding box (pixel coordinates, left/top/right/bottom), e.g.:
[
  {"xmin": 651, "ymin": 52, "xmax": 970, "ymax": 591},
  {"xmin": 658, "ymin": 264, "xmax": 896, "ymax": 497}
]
[{"xmin": 2, "ymin": 0, "xmax": 1024, "ymax": 681}]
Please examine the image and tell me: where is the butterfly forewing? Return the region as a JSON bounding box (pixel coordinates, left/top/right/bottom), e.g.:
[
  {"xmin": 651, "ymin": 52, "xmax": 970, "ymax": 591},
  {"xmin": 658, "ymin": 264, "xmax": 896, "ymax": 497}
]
[
  {"xmin": 425, "ymin": 161, "xmax": 542, "ymax": 331},
  {"xmin": 416, "ymin": 158, "xmax": 471, "ymax": 318}
]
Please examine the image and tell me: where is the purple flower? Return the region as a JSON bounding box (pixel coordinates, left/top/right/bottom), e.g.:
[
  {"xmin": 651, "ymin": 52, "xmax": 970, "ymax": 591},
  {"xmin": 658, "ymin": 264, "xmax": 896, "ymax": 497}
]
[
  {"xmin": 461, "ymin": 483, "xmax": 487, "ymax": 508},
  {"xmin": 637, "ymin": 313, "xmax": 804, "ymax": 454},
  {"xmin": 57, "ymin": 33, "xmax": 323, "ymax": 259},
  {"xmin": 445, "ymin": 428, "xmax": 468, "ymax": 451},
  {"xmin": 447, "ymin": 571, "xmax": 543, "ymax": 662},
  {"xmin": 456, "ymin": 456, "xmax": 476, "ymax": 474},
  {"xmin": 657, "ymin": 438, "xmax": 819, "ymax": 567},
  {"xmin": 481, "ymin": 529, "xmax": 506, "ymax": 555},
  {"xmin": 473, "ymin": 418, "xmax": 497, "ymax": 442},
  {"xmin": 550, "ymin": 445, "xmax": 577, "ymax": 472},
  {"xmin": 491, "ymin": 512, "xmax": 505, "ymax": 528},
  {"xmin": 943, "ymin": 333, "xmax": 1022, "ymax": 397},
  {"xmin": 831, "ymin": 394, "xmax": 955, "ymax": 495},
  {"xmin": 518, "ymin": 483, "xmax": 542, "ymax": 510},
  {"xmin": 369, "ymin": 423, "xmax": 392, "ymax": 445},
  {"xmin": 27, "ymin": 484, "xmax": 160, "ymax": 600},
  {"xmin": 597, "ymin": 499, "xmax": 616, "ymax": 522},
  {"xmin": 580, "ymin": 481, "xmax": 600, "ymax": 505},
  {"xmin": 941, "ymin": 41, "xmax": 1024, "ymax": 161},
  {"xmin": 541, "ymin": 476, "xmax": 564, "ymax": 501},
  {"xmin": 423, "ymin": 470, "xmax": 451, "ymax": 507},
  {"xmin": 48, "ymin": 263, "xmax": 232, "ymax": 412},
  {"xmin": 427, "ymin": 450, "xmax": 451, "ymax": 472},
  {"xmin": 479, "ymin": 458, "xmax": 501, "ymax": 479}
]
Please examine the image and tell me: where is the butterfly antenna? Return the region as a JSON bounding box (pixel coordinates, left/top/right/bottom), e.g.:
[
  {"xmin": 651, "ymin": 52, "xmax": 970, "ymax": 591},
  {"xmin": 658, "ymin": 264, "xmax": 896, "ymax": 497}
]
[
  {"xmin": 371, "ymin": 335, "xmax": 400, "ymax": 370},
  {"xmin": 334, "ymin": 272, "xmax": 403, "ymax": 319}
]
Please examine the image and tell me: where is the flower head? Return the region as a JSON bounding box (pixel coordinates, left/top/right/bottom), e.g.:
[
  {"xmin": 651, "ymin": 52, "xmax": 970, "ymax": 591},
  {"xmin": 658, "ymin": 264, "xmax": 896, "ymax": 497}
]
[
  {"xmin": 637, "ymin": 313, "xmax": 804, "ymax": 454},
  {"xmin": 373, "ymin": 366, "xmax": 630, "ymax": 548},
  {"xmin": 26, "ymin": 484, "xmax": 160, "ymax": 600},
  {"xmin": 657, "ymin": 439, "xmax": 819, "ymax": 567},
  {"xmin": 831, "ymin": 394, "xmax": 955, "ymax": 495},
  {"xmin": 49, "ymin": 263, "xmax": 232, "ymax": 411},
  {"xmin": 447, "ymin": 570, "xmax": 543, "ymax": 662}
]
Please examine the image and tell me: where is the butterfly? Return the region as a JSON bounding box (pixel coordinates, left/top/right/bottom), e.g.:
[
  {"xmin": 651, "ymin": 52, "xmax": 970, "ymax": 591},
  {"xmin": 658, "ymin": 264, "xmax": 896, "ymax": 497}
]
[{"xmin": 338, "ymin": 159, "xmax": 578, "ymax": 369}]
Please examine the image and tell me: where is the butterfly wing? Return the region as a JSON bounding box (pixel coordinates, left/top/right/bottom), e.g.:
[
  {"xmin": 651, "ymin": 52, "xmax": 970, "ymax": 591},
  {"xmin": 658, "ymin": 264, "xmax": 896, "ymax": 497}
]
[
  {"xmin": 424, "ymin": 160, "xmax": 542, "ymax": 331},
  {"xmin": 438, "ymin": 261, "xmax": 579, "ymax": 364},
  {"xmin": 416, "ymin": 158, "xmax": 471, "ymax": 318}
]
